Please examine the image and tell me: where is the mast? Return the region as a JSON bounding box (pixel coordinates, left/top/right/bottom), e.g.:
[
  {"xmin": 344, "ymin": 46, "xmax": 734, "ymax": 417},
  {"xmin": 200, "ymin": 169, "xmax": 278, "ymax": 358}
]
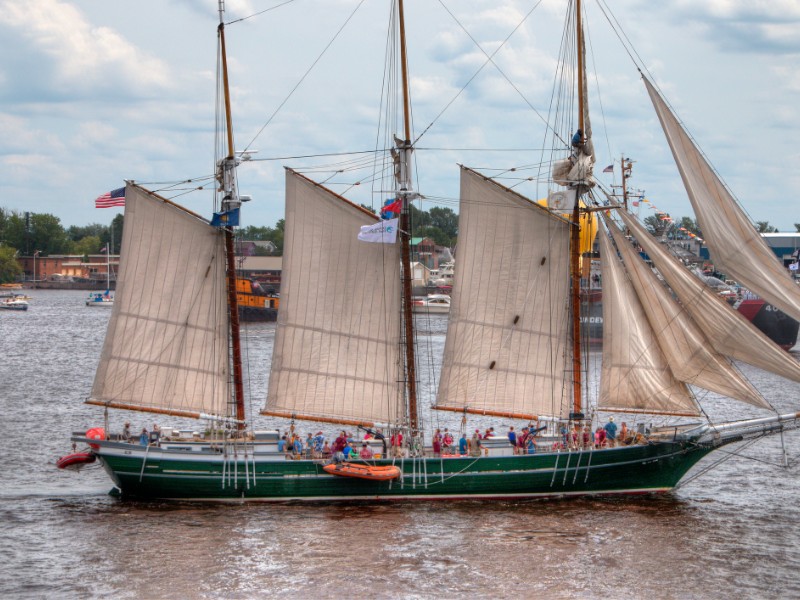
[
  {"xmin": 568, "ymin": 0, "xmax": 585, "ymax": 419},
  {"xmin": 621, "ymin": 154, "xmax": 629, "ymax": 211},
  {"xmin": 397, "ymin": 0, "xmax": 419, "ymax": 433},
  {"xmin": 217, "ymin": 4, "xmax": 246, "ymax": 428}
]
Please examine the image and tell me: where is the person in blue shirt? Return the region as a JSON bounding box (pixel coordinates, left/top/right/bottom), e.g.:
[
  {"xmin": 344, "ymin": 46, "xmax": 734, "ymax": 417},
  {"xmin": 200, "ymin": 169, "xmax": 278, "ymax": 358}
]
[
  {"xmin": 342, "ymin": 441, "xmax": 353, "ymax": 459},
  {"xmin": 604, "ymin": 417, "xmax": 618, "ymax": 447},
  {"xmin": 278, "ymin": 435, "xmax": 287, "ymax": 453},
  {"xmin": 139, "ymin": 428, "xmax": 149, "ymax": 446},
  {"xmin": 526, "ymin": 435, "xmax": 537, "ymax": 455},
  {"xmin": 507, "ymin": 426, "xmax": 516, "ymax": 447},
  {"xmin": 571, "ymin": 128, "xmax": 583, "ymax": 148},
  {"xmin": 458, "ymin": 433, "xmax": 468, "ymax": 455}
]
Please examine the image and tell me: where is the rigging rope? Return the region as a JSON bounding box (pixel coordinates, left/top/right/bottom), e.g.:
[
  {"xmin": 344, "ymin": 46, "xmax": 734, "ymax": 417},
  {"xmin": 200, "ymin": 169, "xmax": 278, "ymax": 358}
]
[{"xmin": 242, "ymin": 0, "xmax": 367, "ymax": 153}]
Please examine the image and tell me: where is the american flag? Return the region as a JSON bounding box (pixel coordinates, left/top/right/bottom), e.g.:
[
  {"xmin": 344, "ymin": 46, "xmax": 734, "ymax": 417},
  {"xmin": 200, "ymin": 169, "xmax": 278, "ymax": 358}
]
[{"xmin": 95, "ymin": 187, "xmax": 126, "ymax": 208}]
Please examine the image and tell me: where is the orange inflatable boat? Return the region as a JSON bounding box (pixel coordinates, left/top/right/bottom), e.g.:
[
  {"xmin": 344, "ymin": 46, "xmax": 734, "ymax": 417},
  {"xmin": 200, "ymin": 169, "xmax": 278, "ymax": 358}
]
[{"xmin": 323, "ymin": 462, "xmax": 401, "ymax": 481}]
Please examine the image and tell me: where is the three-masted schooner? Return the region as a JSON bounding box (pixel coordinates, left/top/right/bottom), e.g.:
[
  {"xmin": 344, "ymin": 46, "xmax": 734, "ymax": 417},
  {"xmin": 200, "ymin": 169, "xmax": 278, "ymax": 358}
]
[{"xmin": 62, "ymin": 0, "xmax": 800, "ymax": 502}]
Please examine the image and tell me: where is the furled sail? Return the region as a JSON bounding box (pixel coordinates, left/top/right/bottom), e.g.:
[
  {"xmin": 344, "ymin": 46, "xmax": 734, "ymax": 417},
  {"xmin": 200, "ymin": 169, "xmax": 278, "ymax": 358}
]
[
  {"xmin": 597, "ymin": 228, "xmax": 700, "ymax": 416},
  {"xmin": 618, "ymin": 209, "xmax": 800, "ymax": 383},
  {"xmin": 552, "ymin": 20, "xmax": 595, "ymax": 189},
  {"xmin": 605, "ymin": 218, "xmax": 769, "ymax": 409},
  {"xmin": 435, "ymin": 167, "xmax": 572, "ymax": 420},
  {"xmin": 88, "ymin": 184, "xmax": 231, "ymax": 419},
  {"xmin": 644, "ymin": 76, "xmax": 800, "ymax": 323},
  {"xmin": 262, "ymin": 169, "xmax": 403, "ymax": 427}
]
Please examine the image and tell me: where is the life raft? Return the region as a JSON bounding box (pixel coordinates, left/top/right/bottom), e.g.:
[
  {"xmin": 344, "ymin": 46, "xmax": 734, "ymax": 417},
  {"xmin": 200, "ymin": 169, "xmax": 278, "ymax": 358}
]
[
  {"xmin": 56, "ymin": 451, "xmax": 96, "ymax": 470},
  {"xmin": 323, "ymin": 462, "xmax": 401, "ymax": 481}
]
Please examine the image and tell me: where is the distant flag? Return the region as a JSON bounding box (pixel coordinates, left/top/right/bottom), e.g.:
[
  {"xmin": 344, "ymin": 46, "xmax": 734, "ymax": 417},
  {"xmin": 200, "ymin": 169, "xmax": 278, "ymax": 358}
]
[
  {"xmin": 381, "ymin": 198, "xmax": 402, "ymax": 219},
  {"xmin": 95, "ymin": 187, "xmax": 126, "ymax": 208},
  {"xmin": 632, "ymin": 200, "xmax": 639, "ymax": 207},
  {"xmin": 358, "ymin": 218, "xmax": 398, "ymax": 243},
  {"xmin": 602, "ymin": 164, "xmax": 613, "ymax": 173},
  {"xmin": 100, "ymin": 244, "xmax": 108, "ymax": 253},
  {"xmin": 211, "ymin": 207, "xmax": 240, "ymax": 227}
]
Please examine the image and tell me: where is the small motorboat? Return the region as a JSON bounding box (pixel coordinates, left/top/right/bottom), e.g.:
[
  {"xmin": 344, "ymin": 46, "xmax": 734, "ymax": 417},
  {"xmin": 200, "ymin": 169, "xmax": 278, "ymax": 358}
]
[
  {"xmin": 0, "ymin": 297, "xmax": 29, "ymax": 311},
  {"xmin": 56, "ymin": 451, "xmax": 96, "ymax": 470},
  {"xmin": 411, "ymin": 294, "xmax": 450, "ymax": 314},
  {"xmin": 323, "ymin": 462, "xmax": 401, "ymax": 481},
  {"xmin": 85, "ymin": 291, "xmax": 114, "ymax": 307}
]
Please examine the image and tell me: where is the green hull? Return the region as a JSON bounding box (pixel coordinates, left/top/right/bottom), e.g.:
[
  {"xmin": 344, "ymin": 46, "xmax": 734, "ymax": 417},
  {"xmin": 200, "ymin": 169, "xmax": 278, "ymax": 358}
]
[{"xmin": 89, "ymin": 440, "xmax": 714, "ymax": 502}]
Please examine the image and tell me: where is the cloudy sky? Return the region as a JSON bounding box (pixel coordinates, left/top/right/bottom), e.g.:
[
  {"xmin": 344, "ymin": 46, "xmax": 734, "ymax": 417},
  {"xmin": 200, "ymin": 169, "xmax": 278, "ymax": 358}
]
[{"xmin": 1, "ymin": 0, "xmax": 798, "ymax": 233}]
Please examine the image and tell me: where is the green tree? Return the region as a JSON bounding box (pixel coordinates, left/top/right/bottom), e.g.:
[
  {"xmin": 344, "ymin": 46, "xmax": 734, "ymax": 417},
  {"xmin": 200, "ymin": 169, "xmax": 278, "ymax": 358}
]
[
  {"xmin": 409, "ymin": 204, "xmax": 431, "ymax": 229},
  {"xmin": 0, "ymin": 245, "xmax": 22, "ymax": 283},
  {"xmin": 415, "ymin": 225, "xmax": 451, "ymax": 247},
  {"xmin": 428, "ymin": 206, "xmax": 458, "ymax": 240},
  {"xmin": 756, "ymin": 221, "xmax": 778, "ymax": 233},
  {"xmin": 677, "ymin": 216, "xmax": 700, "ymax": 236},
  {"xmin": 2, "ymin": 212, "xmax": 28, "ymax": 253},
  {"xmin": 30, "ymin": 213, "xmax": 71, "ymax": 254},
  {"xmin": 73, "ymin": 235, "xmax": 103, "ymax": 255},
  {"xmin": 0, "ymin": 208, "xmax": 8, "ymax": 245},
  {"xmin": 109, "ymin": 214, "xmax": 124, "ymax": 254},
  {"xmin": 67, "ymin": 223, "xmax": 107, "ymax": 242}
]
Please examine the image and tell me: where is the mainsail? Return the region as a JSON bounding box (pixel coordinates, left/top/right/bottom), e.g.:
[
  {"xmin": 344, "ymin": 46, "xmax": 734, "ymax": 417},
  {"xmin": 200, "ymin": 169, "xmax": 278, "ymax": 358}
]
[
  {"xmin": 618, "ymin": 209, "xmax": 800, "ymax": 383},
  {"xmin": 604, "ymin": 217, "xmax": 768, "ymax": 409},
  {"xmin": 262, "ymin": 169, "xmax": 403, "ymax": 427},
  {"xmin": 435, "ymin": 167, "xmax": 572, "ymax": 419},
  {"xmin": 88, "ymin": 183, "xmax": 231, "ymax": 418},
  {"xmin": 644, "ymin": 76, "xmax": 800, "ymax": 323}
]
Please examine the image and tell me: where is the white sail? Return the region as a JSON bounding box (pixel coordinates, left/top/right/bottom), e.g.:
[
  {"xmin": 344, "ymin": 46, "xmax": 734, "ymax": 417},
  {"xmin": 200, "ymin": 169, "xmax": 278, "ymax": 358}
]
[
  {"xmin": 644, "ymin": 76, "xmax": 800, "ymax": 323},
  {"xmin": 88, "ymin": 184, "xmax": 231, "ymax": 418},
  {"xmin": 262, "ymin": 169, "xmax": 403, "ymax": 427},
  {"xmin": 435, "ymin": 167, "xmax": 572, "ymax": 420},
  {"xmin": 606, "ymin": 219, "xmax": 769, "ymax": 409},
  {"xmin": 618, "ymin": 210, "xmax": 800, "ymax": 383},
  {"xmin": 597, "ymin": 229, "xmax": 700, "ymax": 416}
]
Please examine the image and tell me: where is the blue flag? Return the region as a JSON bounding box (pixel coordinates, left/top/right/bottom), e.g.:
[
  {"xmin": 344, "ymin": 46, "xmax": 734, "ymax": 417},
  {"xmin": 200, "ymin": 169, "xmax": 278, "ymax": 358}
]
[{"xmin": 211, "ymin": 208, "xmax": 240, "ymax": 227}]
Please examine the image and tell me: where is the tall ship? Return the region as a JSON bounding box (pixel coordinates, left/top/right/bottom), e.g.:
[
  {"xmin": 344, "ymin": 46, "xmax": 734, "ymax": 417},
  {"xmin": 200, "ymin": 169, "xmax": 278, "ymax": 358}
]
[{"xmin": 60, "ymin": 0, "xmax": 800, "ymax": 502}]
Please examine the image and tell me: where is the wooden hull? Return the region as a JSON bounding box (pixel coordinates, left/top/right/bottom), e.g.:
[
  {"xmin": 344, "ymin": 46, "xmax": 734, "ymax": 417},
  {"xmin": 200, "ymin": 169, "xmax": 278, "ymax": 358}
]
[{"xmin": 80, "ymin": 438, "xmax": 714, "ymax": 502}]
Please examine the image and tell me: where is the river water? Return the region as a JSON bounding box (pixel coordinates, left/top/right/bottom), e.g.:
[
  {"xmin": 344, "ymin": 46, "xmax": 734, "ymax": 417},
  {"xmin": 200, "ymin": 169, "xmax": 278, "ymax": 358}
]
[{"xmin": 2, "ymin": 290, "xmax": 800, "ymax": 599}]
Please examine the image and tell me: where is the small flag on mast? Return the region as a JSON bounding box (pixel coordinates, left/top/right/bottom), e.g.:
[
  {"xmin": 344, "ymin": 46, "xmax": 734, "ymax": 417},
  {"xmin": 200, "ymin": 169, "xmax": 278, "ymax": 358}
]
[
  {"xmin": 358, "ymin": 218, "xmax": 398, "ymax": 243},
  {"xmin": 211, "ymin": 207, "xmax": 240, "ymax": 227},
  {"xmin": 602, "ymin": 164, "xmax": 613, "ymax": 173},
  {"xmin": 95, "ymin": 187, "xmax": 126, "ymax": 208}
]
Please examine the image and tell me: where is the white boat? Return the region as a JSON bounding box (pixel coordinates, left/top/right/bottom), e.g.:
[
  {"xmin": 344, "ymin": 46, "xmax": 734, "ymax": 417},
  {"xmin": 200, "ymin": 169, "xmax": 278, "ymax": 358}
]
[
  {"xmin": 85, "ymin": 244, "xmax": 114, "ymax": 307},
  {"xmin": 0, "ymin": 298, "xmax": 29, "ymax": 311},
  {"xmin": 412, "ymin": 294, "xmax": 450, "ymax": 314},
  {"xmin": 85, "ymin": 291, "xmax": 113, "ymax": 307}
]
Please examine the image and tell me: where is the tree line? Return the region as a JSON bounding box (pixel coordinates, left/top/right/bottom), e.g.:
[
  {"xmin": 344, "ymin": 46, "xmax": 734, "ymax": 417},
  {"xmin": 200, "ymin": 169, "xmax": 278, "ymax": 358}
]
[
  {"xmin": 0, "ymin": 203, "xmax": 460, "ymax": 282},
  {"xmin": 643, "ymin": 214, "xmax": 800, "ymax": 239}
]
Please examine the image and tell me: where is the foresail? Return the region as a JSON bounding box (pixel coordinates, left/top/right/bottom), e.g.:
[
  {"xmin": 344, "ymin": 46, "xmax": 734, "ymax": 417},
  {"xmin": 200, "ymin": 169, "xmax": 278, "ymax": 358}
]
[
  {"xmin": 644, "ymin": 77, "xmax": 800, "ymax": 323},
  {"xmin": 618, "ymin": 210, "xmax": 800, "ymax": 384},
  {"xmin": 606, "ymin": 218, "xmax": 769, "ymax": 409},
  {"xmin": 597, "ymin": 229, "xmax": 700, "ymax": 416},
  {"xmin": 88, "ymin": 184, "xmax": 231, "ymax": 418},
  {"xmin": 435, "ymin": 167, "xmax": 572, "ymax": 420},
  {"xmin": 262, "ymin": 170, "xmax": 403, "ymax": 426}
]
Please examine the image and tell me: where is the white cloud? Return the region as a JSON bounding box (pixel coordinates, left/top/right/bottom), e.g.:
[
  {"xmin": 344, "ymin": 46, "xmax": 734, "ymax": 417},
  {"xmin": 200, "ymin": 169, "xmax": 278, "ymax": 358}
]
[{"xmin": 0, "ymin": 0, "xmax": 170, "ymax": 99}]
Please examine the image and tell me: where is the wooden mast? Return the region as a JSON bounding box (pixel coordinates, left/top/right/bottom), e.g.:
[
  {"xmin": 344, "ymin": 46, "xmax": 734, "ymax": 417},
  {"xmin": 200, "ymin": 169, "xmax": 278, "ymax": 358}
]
[
  {"xmin": 397, "ymin": 0, "xmax": 419, "ymax": 433},
  {"xmin": 569, "ymin": 0, "xmax": 585, "ymax": 419},
  {"xmin": 217, "ymin": 7, "xmax": 246, "ymax": 429}
]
